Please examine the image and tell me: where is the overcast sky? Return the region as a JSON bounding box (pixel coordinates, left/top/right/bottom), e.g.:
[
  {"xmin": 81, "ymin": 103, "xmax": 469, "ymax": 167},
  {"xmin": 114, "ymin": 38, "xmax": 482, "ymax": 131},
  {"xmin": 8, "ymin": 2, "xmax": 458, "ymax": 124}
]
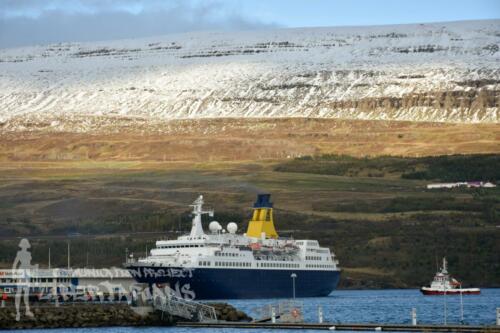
[{"xmin": 1, "ymin": 0, "xmax": 499, "ymax": 48}]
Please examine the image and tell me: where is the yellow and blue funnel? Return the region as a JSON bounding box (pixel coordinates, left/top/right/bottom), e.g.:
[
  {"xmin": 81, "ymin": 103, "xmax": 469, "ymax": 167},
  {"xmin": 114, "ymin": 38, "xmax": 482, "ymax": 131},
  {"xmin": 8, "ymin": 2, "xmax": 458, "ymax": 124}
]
[{"xmin": 246, "ymin": 194, "xmax": 278, "ymax": 239}]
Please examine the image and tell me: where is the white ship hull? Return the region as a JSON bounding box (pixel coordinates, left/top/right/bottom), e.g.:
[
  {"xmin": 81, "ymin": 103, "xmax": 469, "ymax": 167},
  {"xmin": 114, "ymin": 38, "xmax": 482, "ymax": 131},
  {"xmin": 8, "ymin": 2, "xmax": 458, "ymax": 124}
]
[{"xmin": 420, "ymin": 286, "xmax": 480, "ymax": 295}]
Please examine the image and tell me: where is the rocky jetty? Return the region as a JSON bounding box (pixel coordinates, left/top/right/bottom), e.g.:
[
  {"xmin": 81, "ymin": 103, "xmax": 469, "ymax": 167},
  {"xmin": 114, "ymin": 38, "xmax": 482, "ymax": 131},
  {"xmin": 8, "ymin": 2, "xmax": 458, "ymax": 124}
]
[
  {"xmin": 0, "ymin": 303, "xmax": 170, "ymax": 330},
  {"xmin": 0, "ymin": 302, "xmax": 251, "ymax": 329},
  {"xmin": 207, "ymin": 302, "xmax": 252, "ymax": 322}
]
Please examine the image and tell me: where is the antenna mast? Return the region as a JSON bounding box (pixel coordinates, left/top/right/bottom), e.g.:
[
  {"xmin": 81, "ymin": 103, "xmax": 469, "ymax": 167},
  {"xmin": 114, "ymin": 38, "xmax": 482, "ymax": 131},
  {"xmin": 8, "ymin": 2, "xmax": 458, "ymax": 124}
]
[{"xmin": 189, "ymin": 195, "xmax": 214, "ymax": 238}]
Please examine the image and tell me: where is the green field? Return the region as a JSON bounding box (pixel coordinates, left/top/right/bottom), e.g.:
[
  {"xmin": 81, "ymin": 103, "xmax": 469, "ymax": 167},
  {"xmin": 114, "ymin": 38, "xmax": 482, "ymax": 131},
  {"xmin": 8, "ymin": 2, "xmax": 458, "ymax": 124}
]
[{"xmin": 0, "ymin": 155, "xmax": 498, "ymax": 289}]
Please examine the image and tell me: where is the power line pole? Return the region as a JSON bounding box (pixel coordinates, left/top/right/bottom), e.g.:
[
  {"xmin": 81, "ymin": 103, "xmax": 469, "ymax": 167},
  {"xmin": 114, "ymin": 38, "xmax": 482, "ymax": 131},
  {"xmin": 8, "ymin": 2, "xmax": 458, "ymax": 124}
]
[
  {"xmin": 443, "ymin": 283, "xmax": 447, "ymax": 325},
  {"xmin": 67, "ymin": 242, "xmax": 71, "ymax": 270},
  {"xmin": 291, "ymin": 273, "xmax": 297, "ymax": 301},
  {"xmin": 460, "ymin": 283, "xmax": 464, "ymax": 324}
]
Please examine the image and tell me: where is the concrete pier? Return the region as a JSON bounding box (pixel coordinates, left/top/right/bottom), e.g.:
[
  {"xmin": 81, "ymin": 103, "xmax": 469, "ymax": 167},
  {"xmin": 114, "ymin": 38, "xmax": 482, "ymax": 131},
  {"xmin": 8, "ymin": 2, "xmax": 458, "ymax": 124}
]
[{"xmin": 176, "ymin": 321, "xmax": 500, "ymax": 332}]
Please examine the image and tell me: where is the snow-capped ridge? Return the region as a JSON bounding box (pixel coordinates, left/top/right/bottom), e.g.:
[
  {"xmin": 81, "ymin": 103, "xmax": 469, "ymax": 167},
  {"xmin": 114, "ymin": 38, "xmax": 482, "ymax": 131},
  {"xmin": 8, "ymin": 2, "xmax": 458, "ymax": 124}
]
[{"xmin": 0, "ymin": 19, "xmax": 498, "ymax": 132}]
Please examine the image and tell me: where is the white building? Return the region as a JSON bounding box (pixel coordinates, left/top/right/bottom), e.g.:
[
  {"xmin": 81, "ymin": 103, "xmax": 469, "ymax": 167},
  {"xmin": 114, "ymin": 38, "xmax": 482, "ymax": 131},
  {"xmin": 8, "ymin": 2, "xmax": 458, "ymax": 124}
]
[{"xmin": 426, "ymin": 181, "xmax": 497, "ymax": 189}]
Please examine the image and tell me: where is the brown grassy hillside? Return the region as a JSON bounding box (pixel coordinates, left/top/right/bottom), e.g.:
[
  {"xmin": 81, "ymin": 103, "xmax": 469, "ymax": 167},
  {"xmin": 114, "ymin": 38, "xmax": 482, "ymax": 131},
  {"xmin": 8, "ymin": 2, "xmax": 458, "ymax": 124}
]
[{"xmin": 1, "ymin": 118, "xmax": 499, "ymax": 162}]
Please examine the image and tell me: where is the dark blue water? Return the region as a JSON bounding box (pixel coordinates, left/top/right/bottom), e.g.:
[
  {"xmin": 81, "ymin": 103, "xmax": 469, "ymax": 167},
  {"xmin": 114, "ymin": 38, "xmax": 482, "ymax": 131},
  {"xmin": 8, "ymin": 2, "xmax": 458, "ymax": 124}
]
[
  {"xmin": 6, "ymin": 289, "xmax": 499, "ymax": 333},
  {"xmin": 229, "ymin": 288, "xmax": 499, "ymax": 325}
]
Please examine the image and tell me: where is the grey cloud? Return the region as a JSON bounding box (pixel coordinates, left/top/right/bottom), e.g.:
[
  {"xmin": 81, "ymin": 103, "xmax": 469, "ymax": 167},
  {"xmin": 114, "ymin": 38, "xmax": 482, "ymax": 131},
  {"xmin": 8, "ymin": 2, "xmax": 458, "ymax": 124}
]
[
  {"xmin": 1, "ymin": 0, "xmax": 179, "ymax": 16},
  {"xmin": 0, "ymin": 1, "xmax": 278, "ymax": 48}
]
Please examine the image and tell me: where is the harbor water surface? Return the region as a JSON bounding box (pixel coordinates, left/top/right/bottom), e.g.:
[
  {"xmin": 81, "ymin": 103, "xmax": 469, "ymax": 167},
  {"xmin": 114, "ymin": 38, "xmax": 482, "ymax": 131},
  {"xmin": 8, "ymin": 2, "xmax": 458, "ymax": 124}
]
[{"xmin": 6, "ymin": 288, "xmax": 500, "ymax": 333}]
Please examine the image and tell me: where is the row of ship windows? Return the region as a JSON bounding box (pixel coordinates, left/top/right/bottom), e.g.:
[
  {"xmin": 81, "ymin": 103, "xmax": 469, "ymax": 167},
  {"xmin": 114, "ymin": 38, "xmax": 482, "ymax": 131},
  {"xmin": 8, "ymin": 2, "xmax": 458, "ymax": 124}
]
[
  {"xmin": 295, "ymin": 241, "xmax": 318, "ymax": 246},
  {"xmin": 307, "ymin": 249, "xmax": 330, "ymax": 254},
  {"xmin": 214, "ymin": 262, "xmax": 251, "ymax": 267},
  {"xmin": 305, "ymin": 256, "xmax": 323, "ymax": 261},
  {"xmin": 158, "ymin": 245, "xmax": 204, "ymax": 249},
  {"xmin": 215, "ymin": 252, "xmax": 240, "ymax": 257},
  {"xmin": 0, "ymin": 278, "xmax": 71, "ymax": 283},
  {"xmin": 260, "ymin": 262, "xmax": 300, "ymax": 268},
  {"xmin": 306, "ymin": 264, "xmax": 334, "ymax": 268},
  {"xmin": 198, "ymin": 261, "xmax": 303, "ymax": 268},
  {"xmin": 31, "ymin": 278, "xmax": 71, "ymax": 283}
]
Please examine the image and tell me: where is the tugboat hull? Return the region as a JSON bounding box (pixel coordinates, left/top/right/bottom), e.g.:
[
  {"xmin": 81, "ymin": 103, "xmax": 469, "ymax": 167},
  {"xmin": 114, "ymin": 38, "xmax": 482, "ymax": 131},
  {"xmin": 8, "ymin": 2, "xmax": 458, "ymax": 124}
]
[{"xmin": 420, "ymin": 287, "xmax": 480, "ymax": 295}]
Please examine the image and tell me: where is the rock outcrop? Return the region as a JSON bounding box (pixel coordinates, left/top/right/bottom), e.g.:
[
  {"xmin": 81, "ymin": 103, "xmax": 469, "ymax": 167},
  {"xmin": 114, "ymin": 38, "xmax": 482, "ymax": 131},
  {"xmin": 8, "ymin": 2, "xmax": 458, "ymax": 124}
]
[{"xmin": 207, "ymin": 302, "xmax": 252, "ymax": 322}]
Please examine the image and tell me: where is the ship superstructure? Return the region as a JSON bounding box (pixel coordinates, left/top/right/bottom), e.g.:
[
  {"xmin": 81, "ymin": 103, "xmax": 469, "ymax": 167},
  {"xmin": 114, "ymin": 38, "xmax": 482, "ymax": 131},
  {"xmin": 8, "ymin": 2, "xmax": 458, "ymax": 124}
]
[
  {"xmin": 0, "ymin": 267, "xmax": 135, "ymax": 300},
  {"xmin": 0, "ymin": 268, "xmax": 72, "ymax": 297},
  {"xmin": 126, "ymin": 194, "xmax": 341, "ymax": 299}
]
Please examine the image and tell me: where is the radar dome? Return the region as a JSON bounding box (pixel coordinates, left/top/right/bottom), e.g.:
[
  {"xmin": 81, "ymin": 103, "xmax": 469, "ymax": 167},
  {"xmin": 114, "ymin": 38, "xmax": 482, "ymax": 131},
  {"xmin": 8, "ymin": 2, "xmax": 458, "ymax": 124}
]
[
  {"xmin": 209, "ymin": 221, "xmax": 221, "ymax": 233},
  {"xmin": 227, "ymin": 222, "xmax": 238, "ymax": 234}
]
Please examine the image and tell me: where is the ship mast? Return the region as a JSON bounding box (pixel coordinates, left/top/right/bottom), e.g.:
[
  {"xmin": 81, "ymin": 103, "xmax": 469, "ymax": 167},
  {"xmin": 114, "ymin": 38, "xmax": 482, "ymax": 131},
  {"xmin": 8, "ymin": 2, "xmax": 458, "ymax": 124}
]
[
  {"xmin": 189, "ymin": 195, "xmax": 213, "ymax": 238},
  {"xmin": 442, "ymin": 257, "xmax": 448, "ymax": 274}
]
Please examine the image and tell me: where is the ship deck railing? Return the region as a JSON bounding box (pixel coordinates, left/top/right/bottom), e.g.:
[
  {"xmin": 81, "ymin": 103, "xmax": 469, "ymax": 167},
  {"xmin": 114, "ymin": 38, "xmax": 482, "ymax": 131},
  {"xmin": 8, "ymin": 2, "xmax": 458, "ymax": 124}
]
[{"xmin": 252, "ymin": 300, "xmax": 304, "ymax": 323}]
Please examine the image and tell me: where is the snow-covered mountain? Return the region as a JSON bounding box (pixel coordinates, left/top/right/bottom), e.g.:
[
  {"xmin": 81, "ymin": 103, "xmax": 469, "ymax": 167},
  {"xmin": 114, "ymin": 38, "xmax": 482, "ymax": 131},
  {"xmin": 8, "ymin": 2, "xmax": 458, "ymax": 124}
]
[{"xmin": 0, "ymin": 20, "xmax": 499, "ymax": 132}]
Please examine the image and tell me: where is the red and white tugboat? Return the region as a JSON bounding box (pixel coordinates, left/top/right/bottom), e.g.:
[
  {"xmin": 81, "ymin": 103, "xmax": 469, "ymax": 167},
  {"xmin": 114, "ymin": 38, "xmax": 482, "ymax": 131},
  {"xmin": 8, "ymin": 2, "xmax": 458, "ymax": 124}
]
[{"xmin": 420, "ymin": 257, "xmax": 480, "ymax": 295}]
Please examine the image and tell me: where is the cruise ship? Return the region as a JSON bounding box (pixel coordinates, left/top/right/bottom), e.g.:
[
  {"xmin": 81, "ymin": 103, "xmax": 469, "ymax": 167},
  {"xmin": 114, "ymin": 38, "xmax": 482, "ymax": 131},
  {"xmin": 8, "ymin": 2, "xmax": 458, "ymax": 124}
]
[{"xmin": 125, "ymin": 194, "xmax": 341, "ymax": 299}]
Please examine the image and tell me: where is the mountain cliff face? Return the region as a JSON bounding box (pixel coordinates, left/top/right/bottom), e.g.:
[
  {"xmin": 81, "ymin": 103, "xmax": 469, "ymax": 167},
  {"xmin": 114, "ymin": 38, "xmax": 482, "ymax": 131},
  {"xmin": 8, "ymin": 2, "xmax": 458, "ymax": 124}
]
[{"xmin": 0, "ymin": 20, "xmax": 499, "ymax": 133}]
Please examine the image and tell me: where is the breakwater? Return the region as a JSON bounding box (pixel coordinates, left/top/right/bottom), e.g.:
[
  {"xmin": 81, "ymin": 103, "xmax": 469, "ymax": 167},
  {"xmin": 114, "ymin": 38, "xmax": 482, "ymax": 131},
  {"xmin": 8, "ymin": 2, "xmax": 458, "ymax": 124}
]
[
  {"xmin": 0, "ymin": 302, "xmax": 249, "ymax": 330},
  {"xmin": 0, "ymin": 303, "xmax": 168, "ymax": 330},
  {"xmin": 207, "ymin": 302, "xmax": 252, "ymax": 322}
]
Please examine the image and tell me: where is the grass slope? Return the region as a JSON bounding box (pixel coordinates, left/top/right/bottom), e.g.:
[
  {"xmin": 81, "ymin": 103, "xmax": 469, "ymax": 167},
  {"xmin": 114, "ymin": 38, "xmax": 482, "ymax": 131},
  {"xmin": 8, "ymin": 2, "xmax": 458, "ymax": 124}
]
[{"xmin": 0, "ymin": 157, "xmax": 498, "ymax": 289}]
